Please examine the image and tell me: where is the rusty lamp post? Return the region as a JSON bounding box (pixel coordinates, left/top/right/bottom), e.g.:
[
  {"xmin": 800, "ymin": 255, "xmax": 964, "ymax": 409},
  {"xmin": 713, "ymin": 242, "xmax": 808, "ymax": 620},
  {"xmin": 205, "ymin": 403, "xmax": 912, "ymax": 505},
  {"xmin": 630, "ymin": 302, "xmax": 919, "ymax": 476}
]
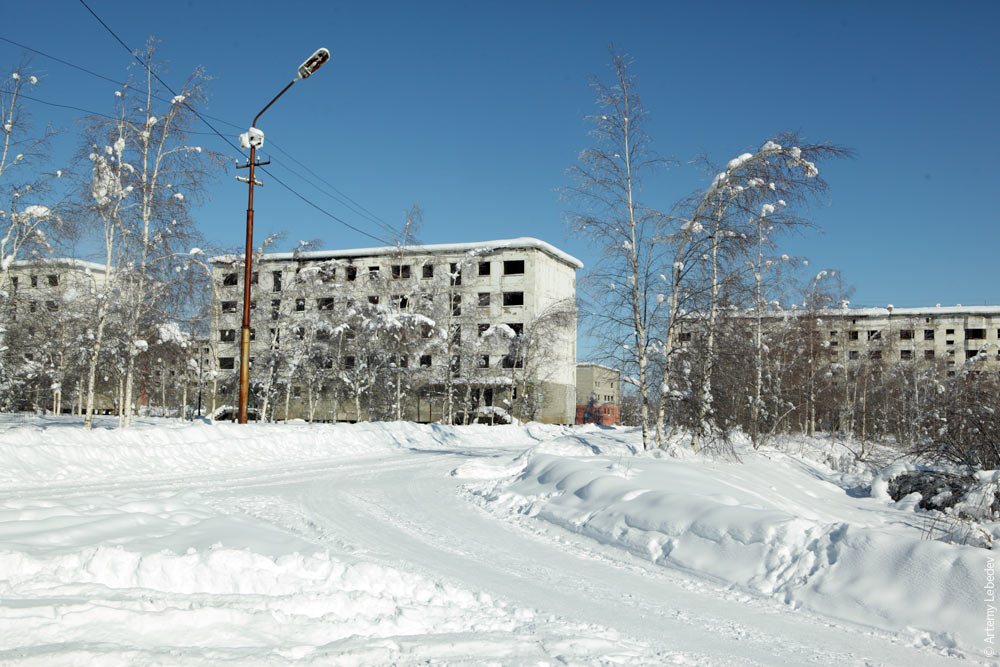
[{"xmin": 237, "ymin": 47, "xmax": 330, "ymax": 424}]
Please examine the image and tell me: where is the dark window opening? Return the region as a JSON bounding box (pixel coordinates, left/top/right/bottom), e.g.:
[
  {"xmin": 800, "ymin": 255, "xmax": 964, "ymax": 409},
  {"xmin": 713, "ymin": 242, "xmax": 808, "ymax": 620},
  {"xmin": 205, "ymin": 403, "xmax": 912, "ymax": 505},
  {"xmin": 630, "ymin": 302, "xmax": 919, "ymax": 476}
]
[
  {"xmin": 899, "ymin": 329, "xmax": 913, "ymax": 340},
  {"xmin": 502, "ymin": 354, "xmax": 523, "ymax": 369},
  {"xmin": 368, "ymin": 295, "xmax": 380, "ymax": 305},
  {"xmin": 343, "ymin": 355, "xmax": 355, "ymax": 369},
  {"xmin": 503, "ymin": 260, "xmax": 525, "ymax": 275},
  {"xmin": 502, "ymin": 291, "xmax": 524, "ymax": 307},
  {"xmin": 346, "ymin": 266, "xmax": 357, "ymax": 281},
  {"xmin": 479, "ymin": 354, "xmax": 490, "ymax": 368},
  {"xmin": 478, "ymin": 261, "xmax": 491, "ymax": 276},
  {"xmin": 45, "ymin": 300, "xmax": 57, "ymax": 312},
  {"xmin": 449, "ymin": 263, "xmax": 461, "ymax": 286},
  {"xmin": 295, "ymin": 298, "xmax": 305, "ymax": 312},
  {"xmin": 422, "ymin": 264, "xmax": 434, "ymax": 279},
  {"xmin": 478, "ymin": 323, "xmax": 490, "ymax": 337},
  {"xmin": 509, "ymin": 322, "xmax": 523, "ymax": 336},
  {"xmin": 900, "ymin": 349, "xmax": 913, "ymax": 360},
  {"xmin": 221, "ymin": 301, "xmax": 237, "ymax": 313},
  {"xmin": 395, "ymin": 295, "xmax": 409, "ymax": 309},
  {"xmin": 316, "ymin": 329, "xmax": 331, "ymax": 341},
  {"xmin": 294, "ymin": 327, "xmax": 305, "ymax": 341},
  {"xmin": 317, "ymin": 297, "xmax": 334, "ymax": 311},
  {"xmin": 272, "ymin": 271, "xmax": 282, "ymax": 292},
  {"xmin": 219, "ymin": 357, "xmax": 235, "ymax": 370},
  {"xmin": 223, "ymin": 273, "xmax": 238, "ymax": 286},
  {"xmin": 220, "ymin": 329, "xmax": 236, "ymax": 342},
  {"xmin": 30, "ymin": 275, "xmax": 37, "ymax": 287},
  {"xmin": 924, "ymin": 350, "xmax": 935, "ymax": 360},
  {"xmin": 452, "ymin": 294, "xmax": 461, "ymax": 316},
  {"xmin": 450, "ymin": 324, "xmax": 461, "ymax": 345},
  {"xmin": 478, "ymin": 292, "xmax": 490, "ymax": 307},
  {"xmin": 868, "ymin": 350, "xmax": 882, "ymax": 360},
  {"xmin": 368, "ymin": 266, "xmax": 380, "ymax": 280},
  {"xmin": 678, "ymin": 332, "xmax": 692, "ymax": 342},
  {"xmin": 47, "ymin": 274, "xmax": 59, "ymax": 287},
  {"xmin": 271, "ymin": 299, "xmax": 281, "ymax": 320},
  {"xmin": 849, "ymin": 331, "xmax": 859, "ymax": 341},
  {"xmin": 867, "ymin": 330, "xmax": 881, "ymax": 341},
  {"xmin": 967, "ymin": 349, "xmax": 980, "ymax": 359},
  {"xmin": 419, "ymin": 354, "xmax": 432, "ymax": 368},
  {"xmin": 924, "ymin": 329, "xmax": 935, "ymax": 340},
  {"xmin": 966, "ymin": 328, "xmax": 986, "ymax": 340},
  {"xmin": 391, "ymin": 264, "xmax": 411, "ymax": 279}
]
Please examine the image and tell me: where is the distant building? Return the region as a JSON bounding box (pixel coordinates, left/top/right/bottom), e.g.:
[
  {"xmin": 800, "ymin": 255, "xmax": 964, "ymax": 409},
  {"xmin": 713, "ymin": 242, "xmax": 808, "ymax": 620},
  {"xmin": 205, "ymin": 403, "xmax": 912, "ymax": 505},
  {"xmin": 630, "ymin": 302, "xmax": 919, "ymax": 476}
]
[
  {"xmin": 1, "ymin": 258, "xmax": 113, "ymax": 413},
  {"xmin": 681, "ymin": 304, "xmax": 1000, "ymax": 376},
  {"xmin": 210, "ymin": 238, "xmax": 581, "ymax": 424},
  {"xmin": 575, "ymin": 362, "xmax": 620, "ymax": 425},
  {"xmin": 817, "ymin": 305, "xmax": 1000, "ymax": 375}
]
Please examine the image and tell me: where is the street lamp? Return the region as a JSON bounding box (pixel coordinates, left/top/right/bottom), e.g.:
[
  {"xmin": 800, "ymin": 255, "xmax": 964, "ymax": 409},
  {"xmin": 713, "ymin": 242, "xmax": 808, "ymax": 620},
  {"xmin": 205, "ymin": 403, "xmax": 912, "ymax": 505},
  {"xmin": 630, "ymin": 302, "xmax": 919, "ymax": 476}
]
[{"xmin": 237, "ymin": 47, "xmax": 330, "ymax": 424}]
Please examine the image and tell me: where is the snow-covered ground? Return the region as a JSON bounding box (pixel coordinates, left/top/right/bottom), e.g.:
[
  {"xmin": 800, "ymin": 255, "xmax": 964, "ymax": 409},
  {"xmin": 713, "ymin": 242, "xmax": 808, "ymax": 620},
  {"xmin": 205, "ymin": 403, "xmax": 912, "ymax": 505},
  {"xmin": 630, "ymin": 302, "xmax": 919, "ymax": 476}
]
[{"xmin": 0, "ymin": 416, "xmax": 991, "ymax": 665}]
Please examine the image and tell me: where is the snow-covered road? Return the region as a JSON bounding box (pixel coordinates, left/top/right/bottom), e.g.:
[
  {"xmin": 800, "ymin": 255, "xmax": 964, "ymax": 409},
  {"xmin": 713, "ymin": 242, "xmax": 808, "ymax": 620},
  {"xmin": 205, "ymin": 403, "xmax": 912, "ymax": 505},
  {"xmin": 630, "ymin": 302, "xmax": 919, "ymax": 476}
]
[{"xmin": 0, "ymin": 418, "xmax": 985, "ymax": 665}]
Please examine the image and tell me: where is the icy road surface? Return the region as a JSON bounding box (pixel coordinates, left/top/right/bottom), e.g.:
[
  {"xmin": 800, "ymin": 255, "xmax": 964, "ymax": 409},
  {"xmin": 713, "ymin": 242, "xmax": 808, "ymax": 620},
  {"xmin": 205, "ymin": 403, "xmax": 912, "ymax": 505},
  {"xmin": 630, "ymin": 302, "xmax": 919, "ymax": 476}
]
[{"xmin": 0, "ymin": 418, "xmax": 983, "ymax": 665}]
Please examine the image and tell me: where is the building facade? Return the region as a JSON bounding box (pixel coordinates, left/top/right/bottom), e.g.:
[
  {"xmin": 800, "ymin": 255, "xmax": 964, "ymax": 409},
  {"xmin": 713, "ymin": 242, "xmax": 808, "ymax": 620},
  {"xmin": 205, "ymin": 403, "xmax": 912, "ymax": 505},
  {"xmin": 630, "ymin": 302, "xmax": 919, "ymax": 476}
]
[
  {"xmin": 1, "ymin": 258, "xmax": 113, "ymax": 413},
  {"xmin": 575, "ymin": 362, "xmax": 620, "ymax": 425},
  {"xmin": 210, "ymin": 238, "xmax": 581, "ymax": 424},
  {"xmin": 818, "ymin": 305, "xmax": 1000, "ymax": 374}
]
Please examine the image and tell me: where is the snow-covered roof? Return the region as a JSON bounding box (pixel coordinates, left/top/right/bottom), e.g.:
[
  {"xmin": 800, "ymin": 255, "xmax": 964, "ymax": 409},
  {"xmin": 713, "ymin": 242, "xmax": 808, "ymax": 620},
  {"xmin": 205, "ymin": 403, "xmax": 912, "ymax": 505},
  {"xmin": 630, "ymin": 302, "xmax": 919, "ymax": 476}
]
[
  {"xmin": 577, "ymin": 362, "xmax": 621, "ymax": 374},
  {"xmin": 9, "ymin": 257, "xmax": 109, "ymax": 273},
  {"xmin": 750, "ymin": 305, "xmax": 1000, "ymax": 319},
  {"xmin": 211, "ymin": 238, "xmax": 584, "ymax": 270}
]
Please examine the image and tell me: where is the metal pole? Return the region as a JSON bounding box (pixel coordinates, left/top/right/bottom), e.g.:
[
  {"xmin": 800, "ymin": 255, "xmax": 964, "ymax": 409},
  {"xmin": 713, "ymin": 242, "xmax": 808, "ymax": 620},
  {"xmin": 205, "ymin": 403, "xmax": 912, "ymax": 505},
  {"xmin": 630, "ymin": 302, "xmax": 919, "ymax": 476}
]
[{"xmin": 237, "ymin": 80, "xmax": 297, "ymax": 425}]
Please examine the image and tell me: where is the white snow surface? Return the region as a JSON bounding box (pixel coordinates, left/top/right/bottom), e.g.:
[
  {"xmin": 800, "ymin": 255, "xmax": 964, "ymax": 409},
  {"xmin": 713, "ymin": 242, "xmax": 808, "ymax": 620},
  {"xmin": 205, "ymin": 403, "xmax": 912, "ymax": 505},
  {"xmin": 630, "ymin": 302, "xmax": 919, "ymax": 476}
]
[{"xmin": 0, "ymin": 416, "xmax": 988, "ymax": 665}]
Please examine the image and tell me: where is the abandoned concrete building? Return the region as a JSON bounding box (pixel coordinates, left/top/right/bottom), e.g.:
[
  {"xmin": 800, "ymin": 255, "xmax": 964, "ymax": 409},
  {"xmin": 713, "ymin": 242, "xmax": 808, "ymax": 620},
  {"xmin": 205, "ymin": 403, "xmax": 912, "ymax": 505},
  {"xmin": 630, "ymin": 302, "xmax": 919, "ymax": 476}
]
[
  {"xmin": 575, "ymin": 363, "xmax": 621, "ymax": 425},
  {"xmin": 817, "ymin": 305, "xmax": 1000, "ymax": 374},
  {"xmin": 210, "ymin": 238, "xmax": 581, "ymax": 424},
  {"xmin": 1, "ymin": 258, "xmax": 114, "ymax": 413}
]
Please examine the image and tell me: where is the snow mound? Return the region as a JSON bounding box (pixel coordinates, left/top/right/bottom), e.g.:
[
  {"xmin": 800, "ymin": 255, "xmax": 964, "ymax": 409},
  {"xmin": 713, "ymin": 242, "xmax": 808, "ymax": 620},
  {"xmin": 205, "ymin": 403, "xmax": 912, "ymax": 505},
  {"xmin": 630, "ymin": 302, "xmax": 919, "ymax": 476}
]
[{"xmin": 471, "ymin": 438, "xmax": 991, "ymax": 656}]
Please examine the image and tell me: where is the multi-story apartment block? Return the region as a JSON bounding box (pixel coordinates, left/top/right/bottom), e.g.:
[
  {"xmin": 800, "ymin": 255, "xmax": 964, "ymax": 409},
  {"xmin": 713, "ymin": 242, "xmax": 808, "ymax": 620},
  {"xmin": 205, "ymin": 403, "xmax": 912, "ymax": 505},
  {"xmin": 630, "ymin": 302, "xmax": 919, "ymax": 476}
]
[
  {"xmin": 575, "ymin": 362, "xmax": 620, "ymax": 425},
  {"xmin": 1, "ymin": 258, "xmax": 113, "ymax": 413},
  {"xmin": 819, "ymin": 305, "xmax": 1000, "ymax": 375},
  {"xmin": 210, "ymin": 238, "xmax": 581, "ymax": 424}
]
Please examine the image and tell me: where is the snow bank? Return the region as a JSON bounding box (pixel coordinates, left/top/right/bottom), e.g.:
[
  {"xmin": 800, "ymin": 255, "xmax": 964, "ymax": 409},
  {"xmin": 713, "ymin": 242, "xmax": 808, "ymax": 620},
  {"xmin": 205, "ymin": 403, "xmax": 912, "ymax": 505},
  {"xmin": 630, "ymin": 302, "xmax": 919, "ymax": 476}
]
[
  {"xmin": 468, "ymin": 432, "xmax": 991, "ymax": 656},
  {"xmin": 0, "ymin": 420, "xmax": 572, "ymax": 489}
]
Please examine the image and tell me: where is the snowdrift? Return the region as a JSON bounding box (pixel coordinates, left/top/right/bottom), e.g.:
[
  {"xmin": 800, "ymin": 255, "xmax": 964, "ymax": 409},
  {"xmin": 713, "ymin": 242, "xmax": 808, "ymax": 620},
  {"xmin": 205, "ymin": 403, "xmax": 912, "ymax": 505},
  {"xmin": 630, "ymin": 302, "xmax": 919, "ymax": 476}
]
[{"xmin": 460, "ymin": 428, "xmax": 991, "ymax": 656}]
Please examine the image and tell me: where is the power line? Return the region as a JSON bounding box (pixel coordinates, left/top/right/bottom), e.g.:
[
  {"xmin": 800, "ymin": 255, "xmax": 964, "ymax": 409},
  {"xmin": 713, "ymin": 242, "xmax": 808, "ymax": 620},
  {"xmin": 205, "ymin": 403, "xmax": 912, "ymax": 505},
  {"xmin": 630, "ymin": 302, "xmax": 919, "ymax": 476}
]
[
  {"xmin": 72, "ymin": 0, "xmax": 394, "ymax": 246},
  {"xmin": 3, "ymin": 30, "xmax": 397, "ymax": 240}
]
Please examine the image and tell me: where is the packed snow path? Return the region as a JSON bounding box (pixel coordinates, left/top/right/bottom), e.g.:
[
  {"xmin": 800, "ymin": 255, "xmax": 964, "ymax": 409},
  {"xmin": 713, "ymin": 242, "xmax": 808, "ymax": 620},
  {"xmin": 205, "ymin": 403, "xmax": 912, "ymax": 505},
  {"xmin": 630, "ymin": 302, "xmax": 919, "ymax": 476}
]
[{"xmin": 0, "ymin": 418, "xmax": 984, "ymax": 665}]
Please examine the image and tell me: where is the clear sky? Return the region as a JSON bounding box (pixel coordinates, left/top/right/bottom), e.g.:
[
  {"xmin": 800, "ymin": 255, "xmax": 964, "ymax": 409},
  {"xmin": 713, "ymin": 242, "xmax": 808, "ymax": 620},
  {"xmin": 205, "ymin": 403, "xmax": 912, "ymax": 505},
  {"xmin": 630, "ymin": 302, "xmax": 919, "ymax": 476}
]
[{"xmin": 3, "ymin": 0, "xmax": 998, "ymax": 316}]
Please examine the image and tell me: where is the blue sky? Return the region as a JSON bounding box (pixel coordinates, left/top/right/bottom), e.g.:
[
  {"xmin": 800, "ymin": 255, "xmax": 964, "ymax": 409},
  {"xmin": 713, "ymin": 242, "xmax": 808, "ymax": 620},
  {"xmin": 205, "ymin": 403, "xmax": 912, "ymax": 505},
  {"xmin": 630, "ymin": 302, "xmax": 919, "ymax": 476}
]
[{"xmin": 3, "ymin": 1, "xmax": 998, "ymax": 315}]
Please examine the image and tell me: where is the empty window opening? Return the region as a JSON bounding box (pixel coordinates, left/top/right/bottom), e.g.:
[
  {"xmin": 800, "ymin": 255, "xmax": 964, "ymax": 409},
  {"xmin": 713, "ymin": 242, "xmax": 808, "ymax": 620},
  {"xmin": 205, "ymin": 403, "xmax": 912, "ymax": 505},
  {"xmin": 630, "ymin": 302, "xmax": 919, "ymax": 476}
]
[
  {"xmin": 391, "ymin": 264, "xmax": 411, "ymax": 279},
  {"xmin": 503, "ymin": 291, "xmax": 524, "ymax": 307},
  {"xmin": 478, "ymin": 261, "xmax": 491, "ymax": 276},
  {"xmin": 503, "ymin": 260, "xmax": 525, "ymax": 275}
]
